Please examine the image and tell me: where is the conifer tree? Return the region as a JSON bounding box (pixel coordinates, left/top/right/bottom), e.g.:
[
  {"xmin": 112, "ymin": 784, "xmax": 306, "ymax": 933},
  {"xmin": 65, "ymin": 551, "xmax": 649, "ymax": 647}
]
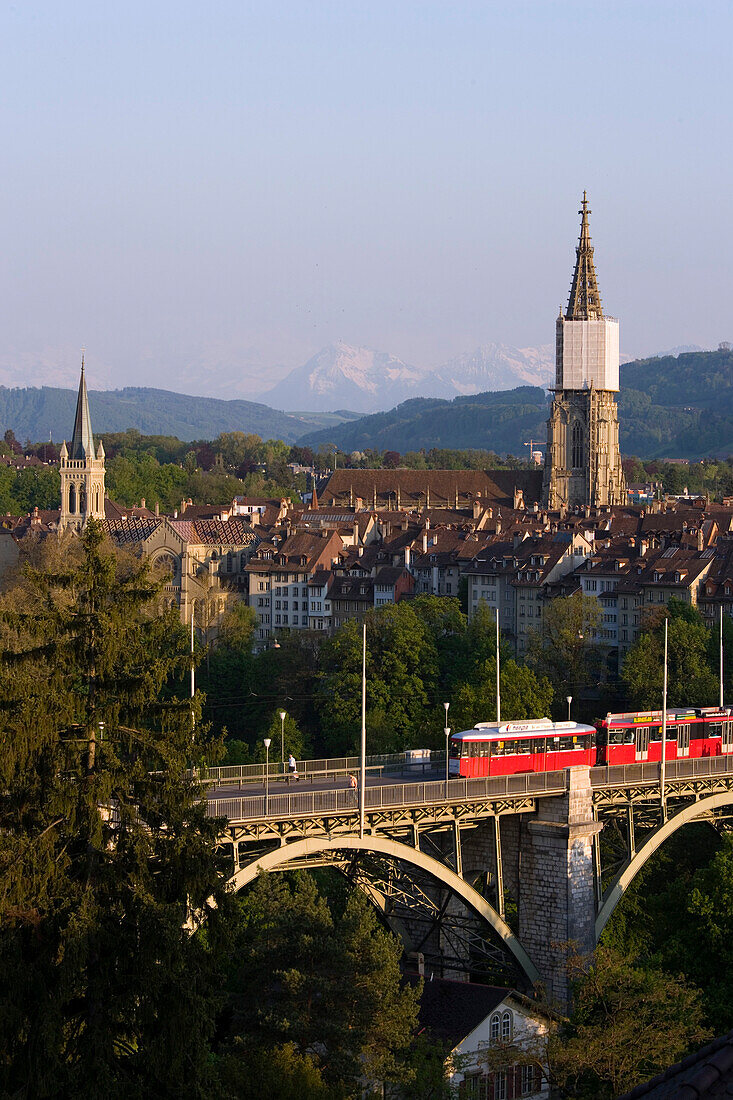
[{"xmin": 0, "ymin": 520, "xmax": 230, "ymax": 1097}]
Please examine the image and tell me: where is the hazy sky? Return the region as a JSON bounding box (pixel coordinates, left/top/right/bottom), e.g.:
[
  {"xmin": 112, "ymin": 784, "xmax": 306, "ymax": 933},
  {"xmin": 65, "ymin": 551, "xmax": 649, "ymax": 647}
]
[{"xmin": 1, "ymin": 1, "xmax": 732, "ymax": 396}]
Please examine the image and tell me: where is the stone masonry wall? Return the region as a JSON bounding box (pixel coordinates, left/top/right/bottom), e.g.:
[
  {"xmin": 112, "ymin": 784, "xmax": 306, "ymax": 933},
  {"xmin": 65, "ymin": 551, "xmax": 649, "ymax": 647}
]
[{"xmin": 517, "ymin": 766, "xmax": 600, "ymax": 1007}]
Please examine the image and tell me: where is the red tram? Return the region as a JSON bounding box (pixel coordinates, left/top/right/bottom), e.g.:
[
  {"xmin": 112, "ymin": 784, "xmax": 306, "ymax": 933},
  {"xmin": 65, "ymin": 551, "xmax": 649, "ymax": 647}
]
[
  {"xmin": 449, "ymin": 718, "xmax": 596, "ymax": 778},
  {"xmin": 450, "ymin": 707, "xmax": 733, "ymax": 778},
  {"xmin": 597, "ymin": 707, "xmax": 733, "ymax": 765}
]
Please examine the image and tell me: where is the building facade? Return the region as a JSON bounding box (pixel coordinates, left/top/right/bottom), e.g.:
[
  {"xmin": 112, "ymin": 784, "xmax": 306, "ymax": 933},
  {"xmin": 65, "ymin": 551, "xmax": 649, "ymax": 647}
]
[{"xmin": 543, "ymin": 195, "xmax": 626, "ymax": 511}]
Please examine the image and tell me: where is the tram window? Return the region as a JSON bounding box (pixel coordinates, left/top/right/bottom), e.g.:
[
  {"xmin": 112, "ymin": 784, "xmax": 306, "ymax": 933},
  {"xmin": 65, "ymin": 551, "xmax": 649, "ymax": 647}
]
[
  {"xmin": 531, "ymin": 738, "xmax": 546, "ymax": 754},
  {"xmin": 561, "ymin": 736, "xmax": 577, "ymax": 751},
  {"xmin": 515, "ymin": 739, "xmax": 532, "ymax": 754},
  {"xmin": 710, "ymin": 724, "xmax": 723, "ymax": 739},
  {"xmin": 608, "ymin": 727, "xmax": 632, "ymax": 744}
]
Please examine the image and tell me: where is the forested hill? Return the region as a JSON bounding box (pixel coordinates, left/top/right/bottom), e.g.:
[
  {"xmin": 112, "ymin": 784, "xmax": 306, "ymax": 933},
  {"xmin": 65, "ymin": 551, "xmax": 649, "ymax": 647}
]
[
  {"xmin": 300, "ymin": 349, "xmax": 733, "ymax": 459},
  {"xmin": 0, "ymin": 386, "xmax": 351, "ymax": 445},
  {"xmin": 0, "ymin": 349, "xmax": 730, "ymax": 457}
]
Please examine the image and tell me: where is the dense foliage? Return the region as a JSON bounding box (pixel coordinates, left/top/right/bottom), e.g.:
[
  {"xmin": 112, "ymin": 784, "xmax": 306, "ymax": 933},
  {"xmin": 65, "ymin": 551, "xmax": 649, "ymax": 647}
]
[
  {"xmin": 199, "ymin": 597, "xmax": 556, "ymax": 762},
  {"xmin": 0, "ymin": 522, "xmax": 232, "ymax": 1095}
]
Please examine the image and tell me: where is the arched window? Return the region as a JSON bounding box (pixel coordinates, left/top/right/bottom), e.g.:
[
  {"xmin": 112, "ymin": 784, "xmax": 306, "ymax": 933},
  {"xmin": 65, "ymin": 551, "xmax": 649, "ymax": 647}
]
[
  {"xmin": 501, "ymin": 1010, "xmax": 513, "ymax": 1039},
  {"xmin": 79, "ymin": 486, "xmax": 87, "ymax": 513},
  {"xmin": 571, "ymin": 421, "xmax": 584, "ymax": 469},
  {"xmin": 489, "ymin": 1013, "xmax": 500, "ymax": 1041},
  {"xmin": 68, "ymin": 484, "xmax": 76, "ymax": 514}
]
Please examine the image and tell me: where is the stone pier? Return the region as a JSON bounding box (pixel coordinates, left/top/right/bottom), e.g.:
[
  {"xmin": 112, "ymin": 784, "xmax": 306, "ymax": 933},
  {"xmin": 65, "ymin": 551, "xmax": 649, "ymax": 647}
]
[{"xmin": 517, "ymin": 766, "xmax": 600, "ymax": 1007}]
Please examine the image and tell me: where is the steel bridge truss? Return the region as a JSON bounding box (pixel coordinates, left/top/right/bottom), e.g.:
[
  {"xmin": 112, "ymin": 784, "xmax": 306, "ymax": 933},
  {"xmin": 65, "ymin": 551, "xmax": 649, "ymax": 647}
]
[{"xmin": 220, "ymin": 805, "xmax": 537, "ymax": 987}]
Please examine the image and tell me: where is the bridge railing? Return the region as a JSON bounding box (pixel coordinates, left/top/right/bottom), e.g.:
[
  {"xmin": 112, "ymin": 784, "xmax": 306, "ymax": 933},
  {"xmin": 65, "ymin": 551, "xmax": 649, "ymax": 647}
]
[
  {"xmin": 208, "ymin": 768, "xmax": 568, "ymax": 823},
  {"xmin": 590, "ymin": 754, "xmax": 733, "ymax": 788},
  {"xmin": 204, "ymin": 748, "xmax": 442, "ymax": 787}
]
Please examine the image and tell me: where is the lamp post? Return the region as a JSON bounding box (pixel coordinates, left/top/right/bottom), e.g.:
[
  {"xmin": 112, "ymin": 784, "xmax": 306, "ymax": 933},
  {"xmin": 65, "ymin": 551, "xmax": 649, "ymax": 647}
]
[
  {"xmin": 660, "ymin": 618, "xmax": 668, "ymax": 819},
  {"xmin": 190, "ymin": 599, "xmax": 196, "ymax": 700},
  {"xmin": 360, "ymin": 622, "xmax": 366, "ymax": 839},
  {"xmin": 443, "ymin": 702, "xmax": 450, "ymax": 795},
  {"xmin": 495, "ymin": 609, "xmax": 501, "ymax": 724},
  {"xmin": 566, "ymin": 695, "xmax": 573, "ymax": 721},
  {"xmin": 279, "ymin": 710, "xmax": 286, "ymax": 771},
  {"xmin": 264, "ymin": 738, "xmax": 271, "ymax": 815}
]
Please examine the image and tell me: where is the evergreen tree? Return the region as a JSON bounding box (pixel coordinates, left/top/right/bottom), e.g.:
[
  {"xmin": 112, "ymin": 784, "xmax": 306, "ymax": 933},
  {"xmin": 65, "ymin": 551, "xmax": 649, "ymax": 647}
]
[
  {"xmin": 220, "ymin": 873, "xmax": 421, "ymax": 1094},
  {"xmin": 0, "ymin": 520, "xmax": 231, "ymax": 1097}
]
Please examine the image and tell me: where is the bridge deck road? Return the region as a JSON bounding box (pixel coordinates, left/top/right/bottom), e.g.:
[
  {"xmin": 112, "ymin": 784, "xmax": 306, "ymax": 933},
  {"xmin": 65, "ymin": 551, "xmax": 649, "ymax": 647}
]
[{"xmin": 206, "ymin": 768, "xmax": 446, "ymax": 802}]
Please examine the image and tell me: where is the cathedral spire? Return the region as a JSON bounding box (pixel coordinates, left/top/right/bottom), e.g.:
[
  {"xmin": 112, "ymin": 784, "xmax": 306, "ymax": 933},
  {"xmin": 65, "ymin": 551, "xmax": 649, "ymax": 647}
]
[
  {"xmin": 565, "ymin": 192, "xmax": 603, "ymax": 320},
  {"xmin": 68, "ymin": 350, "xmax": 96, "ymax": 460}
]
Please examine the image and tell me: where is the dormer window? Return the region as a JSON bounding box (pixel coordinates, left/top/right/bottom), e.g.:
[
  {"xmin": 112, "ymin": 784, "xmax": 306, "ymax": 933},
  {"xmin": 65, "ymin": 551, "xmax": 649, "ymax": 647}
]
[{"xmin": 653, "ymin": 572, "xmax": 661, "ymax": 582}]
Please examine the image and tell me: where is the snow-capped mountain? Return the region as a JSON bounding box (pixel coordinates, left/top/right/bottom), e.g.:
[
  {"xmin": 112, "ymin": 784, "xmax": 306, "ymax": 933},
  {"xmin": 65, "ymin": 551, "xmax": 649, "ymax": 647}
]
[
  {"xmin": 435, "ymin": 343, "xmax": 554, "ymax": 394},
  {"xmin": 260, "ymin": 342, "xmax": 454, "ymax": 413}
]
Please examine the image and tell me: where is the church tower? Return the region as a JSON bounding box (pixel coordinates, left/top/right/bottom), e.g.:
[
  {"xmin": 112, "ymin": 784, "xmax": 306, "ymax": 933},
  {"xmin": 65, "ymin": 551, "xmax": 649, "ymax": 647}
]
[
  {"xmin": 542, "ymin": 195, "xmax": 625, "ymax": 510},
  {"xmin": 59, "ymin": 355, "xmax": 106, "ymax": 530}
]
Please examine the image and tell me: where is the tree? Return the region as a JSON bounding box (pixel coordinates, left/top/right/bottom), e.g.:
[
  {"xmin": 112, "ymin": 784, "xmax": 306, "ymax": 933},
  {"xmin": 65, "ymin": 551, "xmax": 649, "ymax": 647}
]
[
  {"xmin": 527, "ymin": 593, "xmax": 605, "ymax": 714},
  {"xmin": 0, "ymin": 521, "xmax": 231, "ymax": 1095},
  {"xmin": 452, "ymin": 657, "xmax": 553, "ymax": 732},
  {"xmin": 317, "ymin": 603, "xmax": 439, "ymax": 755},
  {"xmin": 550, "ymin": 945, "xmax": 710, "ymax": 1099},
  {"xmin": 621, "ymin": 599, "xmax": 719, "ymax": 709},
  {"xmin": 654, "ymin": 834, "xmax": 733, "ymax": 1030},
  {"xmin": 220, "ymin": 873, "xmax": 421, "ymax": 1093},
  {"xmin": 263, "ymin": 708, "xmax": 310, "ymax": 766}
]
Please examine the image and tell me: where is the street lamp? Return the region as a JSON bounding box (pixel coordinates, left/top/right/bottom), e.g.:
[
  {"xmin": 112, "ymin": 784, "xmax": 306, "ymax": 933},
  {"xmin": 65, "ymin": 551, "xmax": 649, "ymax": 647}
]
[
  {"xmin": 443, "ymin": 702, "xmax": 450, "ymax": 794},
  {"xmin": 279, "ymin": 710, "xmax": 287, "ymax": 770},
  {"xmin": 566, "ymin": 695, "xmax": 573, "ymax": 721},
  {"xmin": 264, "ymin": 738, "xmax": 272, "ymax": 815}
]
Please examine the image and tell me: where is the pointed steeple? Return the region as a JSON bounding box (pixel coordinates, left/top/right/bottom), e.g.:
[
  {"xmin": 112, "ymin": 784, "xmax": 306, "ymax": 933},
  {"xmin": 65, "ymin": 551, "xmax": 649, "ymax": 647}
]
[
  {"xmin": 68, "ymin": 352, "xmax": 96, "ymax": 460},
  {"xmin": 565, "ymin": 192, "xmax": 603, "ymax": 320}
]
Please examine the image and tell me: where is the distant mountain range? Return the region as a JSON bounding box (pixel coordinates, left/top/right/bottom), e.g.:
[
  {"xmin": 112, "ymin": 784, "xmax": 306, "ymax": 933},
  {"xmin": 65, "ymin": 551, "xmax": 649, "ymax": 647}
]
[
  {"xmin": 300, "ymin": 349, "xmax": 733, "ymax": 460},
  {"xmin": 0, "ymin": 386, "xmax": 355, "ymax": 446},
  {"xmin": 0, "ymin": 348, "xmax": 729, "ymax": 460},
  {"xmin": 259, "ymin": 340, "xmax": 556, "ymax": 413}
]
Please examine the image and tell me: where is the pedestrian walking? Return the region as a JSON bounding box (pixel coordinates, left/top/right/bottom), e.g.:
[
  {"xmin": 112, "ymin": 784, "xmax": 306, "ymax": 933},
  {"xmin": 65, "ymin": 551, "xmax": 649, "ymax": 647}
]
[{"xmin": 288, "ymin": 752, "xmax": 298, "ymax": 780}]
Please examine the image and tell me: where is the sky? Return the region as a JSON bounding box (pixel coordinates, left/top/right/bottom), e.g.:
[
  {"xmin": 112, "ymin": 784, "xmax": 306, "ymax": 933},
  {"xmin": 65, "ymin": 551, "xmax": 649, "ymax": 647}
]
[{"xmin": 1, "ymin": 0, "xmax": 732, "ymax": 397}]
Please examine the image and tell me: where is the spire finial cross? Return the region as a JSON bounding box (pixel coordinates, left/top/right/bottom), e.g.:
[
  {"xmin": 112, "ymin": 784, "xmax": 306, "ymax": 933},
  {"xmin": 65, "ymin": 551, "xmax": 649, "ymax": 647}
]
[
  {"xmin": 579, "ymin": 191, "xmax": 590, "ymax": 220},
  {"xmin": 81, "ymin": 347, "xmax": 85, "ymax": 374}
]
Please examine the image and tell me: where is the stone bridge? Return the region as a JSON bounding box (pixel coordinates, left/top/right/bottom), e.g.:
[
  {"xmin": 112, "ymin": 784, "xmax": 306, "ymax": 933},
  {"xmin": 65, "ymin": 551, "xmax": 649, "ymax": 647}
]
[{"xmin": 207, "ymin": 756, "xmax": 733, "ymax": 1005}]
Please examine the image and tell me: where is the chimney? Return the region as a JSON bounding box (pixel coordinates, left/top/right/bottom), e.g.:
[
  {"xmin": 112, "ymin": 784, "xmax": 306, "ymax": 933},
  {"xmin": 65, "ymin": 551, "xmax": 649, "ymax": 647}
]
[
  {"xmin": 639, "ymin": 538, "xmax": 648, "ymax": 557},
  {"xmin": 353, "ymin": 518, "xmax": 359, "ymax": 546},
  {"xmin": 404, "ymin": 544, "xmax": 411, "ymax": 568},
  {"xmin": 180, "ymin": 499, "xmax": 187, "ymax": 516},
  {"xmin": 513, "ymin": 487, "xmax": 524, "ymax": 510},
  {"xmin": 473, "ymin": 498, "xmax": 482, "ymax": 520},
  {"xmin": 422, "ymin": 529, "xmax": 428, "ymax": 553},
  {"xmin": 495, "ymin": 516, "xmax": 502, "ymax": 535},
  {"xmin": 140, "ymin": 497, "xmax": 146, "ymax": 509},
  {"xmin": 155, "ymin": 501, "xmax": 159, "ymax": 517},
  {"xmin": 697, "ymin": 527, "xmax": 704, "ymax": 551}
]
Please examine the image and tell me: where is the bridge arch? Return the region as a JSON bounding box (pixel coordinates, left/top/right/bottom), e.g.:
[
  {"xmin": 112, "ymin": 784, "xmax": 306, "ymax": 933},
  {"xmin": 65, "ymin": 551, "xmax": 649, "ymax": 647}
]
[
  {"xmin": 228, "ymin": 833, "xmax": 540, "ymax": 984},
  {"xmin": 596, "ymin": 792, "xmax": 733, "ymax": 941}
]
